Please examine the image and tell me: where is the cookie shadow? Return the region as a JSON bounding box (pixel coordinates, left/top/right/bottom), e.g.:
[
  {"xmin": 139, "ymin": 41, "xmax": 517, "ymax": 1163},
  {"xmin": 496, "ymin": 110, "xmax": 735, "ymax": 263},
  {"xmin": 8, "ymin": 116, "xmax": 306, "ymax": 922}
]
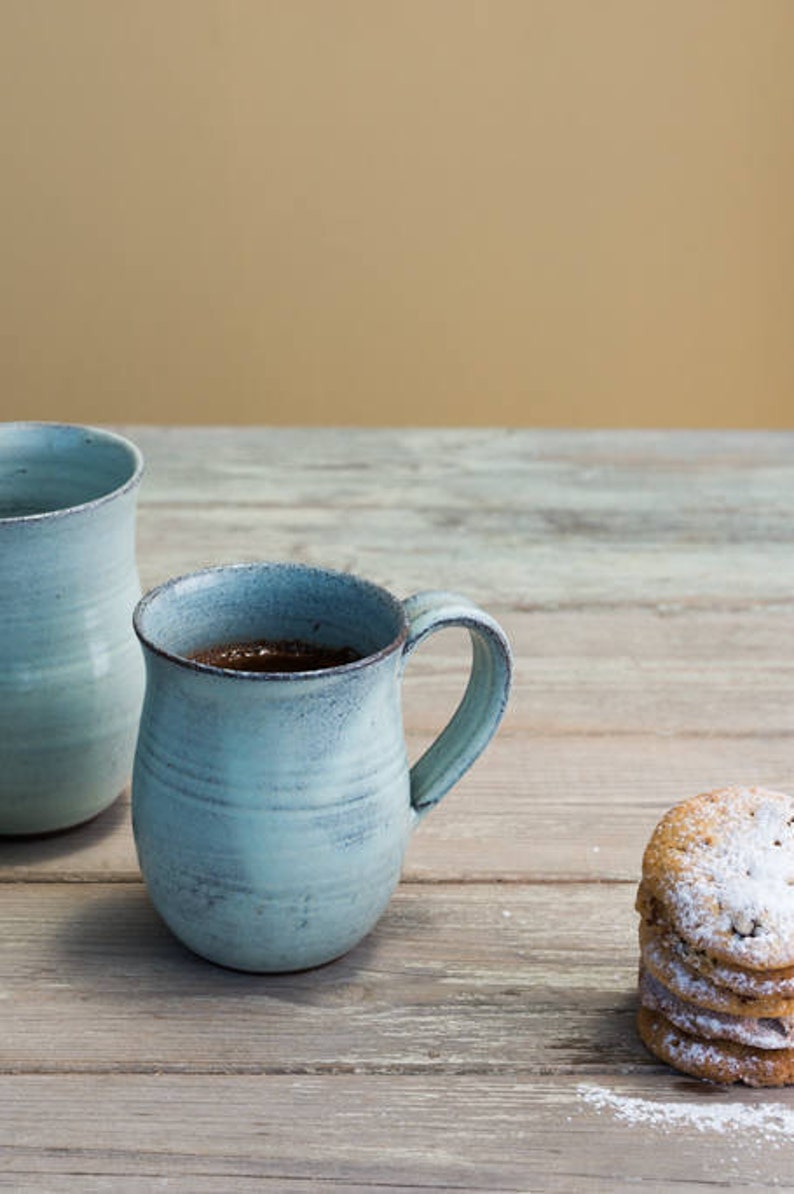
[{"xmin": 558, "ymin": 990, "xmax": 652, "ymax": 1069}]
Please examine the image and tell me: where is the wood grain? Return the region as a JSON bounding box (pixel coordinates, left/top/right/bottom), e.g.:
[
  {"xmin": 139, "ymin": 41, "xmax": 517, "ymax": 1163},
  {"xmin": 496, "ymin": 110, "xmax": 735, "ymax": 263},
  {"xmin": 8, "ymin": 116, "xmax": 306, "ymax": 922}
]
[
  {"xmin": 0, "ymin": 1073, "xmax": 791, "ymax": 1191},
  {"xmin": 5, "ymin": 429, "xmax": 794, "ymax": 1190},
  {"xmin": 2, "ymin": 732, "xmax": 794, "ymax": 884},
  {"xmin": 0, "ymin": 882, "xmax": 640, "ymax": 1073},
  {"xmin": 126, "ymin": 427, "xmax": 794, "ymax": 511},
  {"xmin": 134, "ymin": 501, "xmax": 794, "ymax": 610},
  {"xmin": 125, "ymin": 427, "xmax": 794, "ymax": 607}
]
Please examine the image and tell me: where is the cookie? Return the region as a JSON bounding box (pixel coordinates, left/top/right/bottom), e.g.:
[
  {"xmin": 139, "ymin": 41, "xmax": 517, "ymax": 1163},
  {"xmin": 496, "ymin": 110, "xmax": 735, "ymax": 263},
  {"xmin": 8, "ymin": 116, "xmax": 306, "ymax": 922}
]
[
  {"xmin": 637, "ymin": 1005, "xmax": 794, "ymax": 1087},
  {"xmin": 640, "ymin": 787, "xmax": 794, "ymax": 970},
  {"xmin": 639, "ymin": 921, "xmax": 794, "ymax": 1015},
  {"xmin": 639, "ymin": 966, "xmax": 794, "ymax": 1050},
  {"xmin": 636, "ymin": 891, "xmax": 794, "ymax": 997}
]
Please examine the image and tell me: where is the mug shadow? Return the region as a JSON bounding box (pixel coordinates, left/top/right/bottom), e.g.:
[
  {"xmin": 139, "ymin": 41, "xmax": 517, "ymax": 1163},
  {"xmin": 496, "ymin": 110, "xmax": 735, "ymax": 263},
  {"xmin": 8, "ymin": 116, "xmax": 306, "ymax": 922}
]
[
  {"xmin": 0, "ymin": 789, "xmax": 130, "ymax": 870},
  {"xmin": 53, "ymin": 882, "xmax": 439, "ymax": 1006}
]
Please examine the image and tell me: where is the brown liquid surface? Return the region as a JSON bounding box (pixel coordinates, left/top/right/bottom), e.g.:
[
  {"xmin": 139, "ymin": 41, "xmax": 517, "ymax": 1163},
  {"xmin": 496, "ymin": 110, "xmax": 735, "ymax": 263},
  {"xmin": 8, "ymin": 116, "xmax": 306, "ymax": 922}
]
[{"xmin": 190, "ymin": 637, "xmax": 362, "ymax": 673}]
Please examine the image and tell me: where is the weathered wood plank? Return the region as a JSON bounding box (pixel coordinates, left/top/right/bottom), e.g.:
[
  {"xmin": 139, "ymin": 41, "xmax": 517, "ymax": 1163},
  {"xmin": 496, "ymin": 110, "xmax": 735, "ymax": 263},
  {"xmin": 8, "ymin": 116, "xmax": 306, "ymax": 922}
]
[
  {"xmin": 4, "ymin": 602, "xmax": 793, "ymax": 879},
  {"xmin": 0, "ymin": 882, "xmax": 641, "ymax": 1073},
  {"xmin": 104, "ymin": 605, "xmax": 794, "ymax": 741},
  {"xmin": 125, "ymin": 426, "xmax": 794, "ymax": 513},
  {"xmin": 3, "ymin": 430, "xmax": 794, "ymax": 1190},
  {"xmin": 134, "ymin": 502, "xmax": 794, "ymax": 610},
  {"xmin": 115, "ymin": 427, "xmax": 794, "ymax": 608},
  {"xmin": 398, "ymin": 607, "xmax": 794, "ymax": 738},
  {"xmin": 2, "ymin": 732, "xmax": 792, "ymax": 884},
  {"xmin": 0, "ymin": 1072, "xmax": 791, "ymax": 1190}
]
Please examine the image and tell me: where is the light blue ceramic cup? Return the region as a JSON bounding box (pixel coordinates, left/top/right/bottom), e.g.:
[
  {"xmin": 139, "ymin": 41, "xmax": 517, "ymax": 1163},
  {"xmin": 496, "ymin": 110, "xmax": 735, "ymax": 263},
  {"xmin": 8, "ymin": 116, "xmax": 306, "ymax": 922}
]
[
  {"xmin": 0, "ymin": 422, "xmax": 145, "ymax": 834},
  {"xmin": 132, "ymin": 563, "xmax": 512, "ymax": 971}
]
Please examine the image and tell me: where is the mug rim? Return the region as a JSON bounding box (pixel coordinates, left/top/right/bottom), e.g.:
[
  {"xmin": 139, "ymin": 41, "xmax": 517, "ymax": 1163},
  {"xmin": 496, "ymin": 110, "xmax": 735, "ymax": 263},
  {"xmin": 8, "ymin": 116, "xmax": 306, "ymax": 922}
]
[
  {"xmin": 0, "ymin": 421, "xmax": 144, "ymax": 525},
  {"xmin": 133, "ymin": 561, "xmax": 409, "ymax": 681}
]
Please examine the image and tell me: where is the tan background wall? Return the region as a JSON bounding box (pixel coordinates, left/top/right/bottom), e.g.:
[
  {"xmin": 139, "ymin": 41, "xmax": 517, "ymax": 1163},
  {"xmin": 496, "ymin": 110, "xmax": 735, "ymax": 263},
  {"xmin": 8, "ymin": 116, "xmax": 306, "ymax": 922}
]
[{"xmin": 2, "ymin": 0, "xmax": 793, "ymax": 427}]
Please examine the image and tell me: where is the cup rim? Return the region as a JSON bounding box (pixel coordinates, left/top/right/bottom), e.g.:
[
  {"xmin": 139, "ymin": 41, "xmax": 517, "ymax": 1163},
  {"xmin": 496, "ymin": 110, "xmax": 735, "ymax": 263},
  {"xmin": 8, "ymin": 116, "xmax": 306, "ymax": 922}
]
[
  {"xmin": 133, "ymin": 561, "xmax": 409, "ymax": 681},
  {"xmin": 0, "ymin": 421, "xmax": 144, "ymax": 525}
]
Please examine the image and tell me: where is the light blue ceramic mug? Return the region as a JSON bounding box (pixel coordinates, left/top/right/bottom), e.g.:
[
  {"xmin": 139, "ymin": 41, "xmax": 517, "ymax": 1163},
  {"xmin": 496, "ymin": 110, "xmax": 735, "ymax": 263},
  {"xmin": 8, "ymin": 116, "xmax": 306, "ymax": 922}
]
[
  {"xmin": 0, "ymin": 422, "xmax": 145, "ymax": 834},
  {"xmin": 132, "ymin": 563, "xmax": 511, "ymax": 971}
]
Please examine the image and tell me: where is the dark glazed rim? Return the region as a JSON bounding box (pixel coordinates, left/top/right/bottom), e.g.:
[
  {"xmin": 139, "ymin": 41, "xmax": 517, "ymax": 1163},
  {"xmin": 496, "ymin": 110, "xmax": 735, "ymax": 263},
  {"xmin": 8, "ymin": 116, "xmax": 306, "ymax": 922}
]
[
  {"xmin": 0, "ymin": 422, "xmax": 144, "ymax": 524},
  {"xmin": 133, "ymin": 561, "xmax": 409, "ymax": 681}
]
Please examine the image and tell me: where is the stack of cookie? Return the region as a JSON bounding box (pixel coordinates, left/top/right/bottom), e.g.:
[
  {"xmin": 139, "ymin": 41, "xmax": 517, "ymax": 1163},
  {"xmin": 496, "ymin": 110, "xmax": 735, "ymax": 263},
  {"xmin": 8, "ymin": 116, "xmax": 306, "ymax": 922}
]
[{"xmin": 636, "ymin": 786, "xmax": 794, "ymax": 1086}]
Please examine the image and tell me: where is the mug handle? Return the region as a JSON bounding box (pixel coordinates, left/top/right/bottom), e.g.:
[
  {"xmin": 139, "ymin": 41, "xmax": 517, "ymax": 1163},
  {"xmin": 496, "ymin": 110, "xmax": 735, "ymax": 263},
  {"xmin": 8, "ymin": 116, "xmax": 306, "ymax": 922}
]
[{"xmin": 400, "ymin": 591, "xmax": 512, "ymax": 821}]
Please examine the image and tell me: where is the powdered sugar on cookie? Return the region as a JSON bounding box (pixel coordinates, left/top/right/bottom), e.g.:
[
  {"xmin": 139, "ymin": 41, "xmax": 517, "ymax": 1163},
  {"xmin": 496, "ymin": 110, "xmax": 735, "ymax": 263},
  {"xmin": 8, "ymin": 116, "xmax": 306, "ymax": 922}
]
[
  {"xmin": 643, "ymin": 787, "xmax": 794, "ymax": 970},
  {"xmin": 640, "ymin": 967, "xmax": 794, "ymax": 1050},
  {"xmin": 639, "ymin": 921, "xmax": 794, "ymax": 1009},
  {"xmin": 638, "ymin": 1005, "xmax": 794, "ymax": 1087}
]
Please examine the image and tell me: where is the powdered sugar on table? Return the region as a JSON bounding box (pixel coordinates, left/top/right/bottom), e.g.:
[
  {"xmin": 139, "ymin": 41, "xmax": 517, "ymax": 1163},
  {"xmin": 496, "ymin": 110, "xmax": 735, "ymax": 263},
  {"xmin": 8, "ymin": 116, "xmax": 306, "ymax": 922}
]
[{"xmin": 579, "ymin": 1083, "xmax": 794, "ymax": 1147}]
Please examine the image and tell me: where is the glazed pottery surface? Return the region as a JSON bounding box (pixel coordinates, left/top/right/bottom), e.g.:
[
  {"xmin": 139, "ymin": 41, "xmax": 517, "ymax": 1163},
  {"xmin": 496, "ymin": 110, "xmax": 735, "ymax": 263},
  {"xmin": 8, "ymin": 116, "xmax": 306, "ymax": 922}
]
[
  {"xmin": 132, "ymin": 563, "xmax": 512, "ymax": 972},
  {"xmin": 0, "ymin": 423, "xmax": 145, "ymax": 833}
]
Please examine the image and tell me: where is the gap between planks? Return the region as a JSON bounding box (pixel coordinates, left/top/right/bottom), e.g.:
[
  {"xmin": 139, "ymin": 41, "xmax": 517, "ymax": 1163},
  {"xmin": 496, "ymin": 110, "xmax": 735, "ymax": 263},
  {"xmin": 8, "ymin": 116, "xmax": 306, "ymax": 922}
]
[
  {"xmin": 0, "ymin": 1061, "xmax": 662, "ymax": 1078},
  {"xmin": 0, "ymin": 873, "xmax": 634, "ymax": 886}
]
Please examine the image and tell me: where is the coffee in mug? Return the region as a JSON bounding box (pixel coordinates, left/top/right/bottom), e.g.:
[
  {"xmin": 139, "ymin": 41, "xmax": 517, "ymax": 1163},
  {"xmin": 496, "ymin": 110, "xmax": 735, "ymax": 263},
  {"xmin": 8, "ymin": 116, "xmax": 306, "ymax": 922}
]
[{"xmin": 190, "ymin": 637, "xmax": 362, "ymax": 672}]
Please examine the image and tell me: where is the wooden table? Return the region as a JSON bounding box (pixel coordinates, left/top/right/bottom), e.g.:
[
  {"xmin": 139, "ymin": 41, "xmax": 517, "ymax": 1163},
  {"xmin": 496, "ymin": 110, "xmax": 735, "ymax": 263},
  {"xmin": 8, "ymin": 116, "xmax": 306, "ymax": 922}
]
[{"xmin": 3, "ymin": 428, "xmax": 794, "ymax": 1191}]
